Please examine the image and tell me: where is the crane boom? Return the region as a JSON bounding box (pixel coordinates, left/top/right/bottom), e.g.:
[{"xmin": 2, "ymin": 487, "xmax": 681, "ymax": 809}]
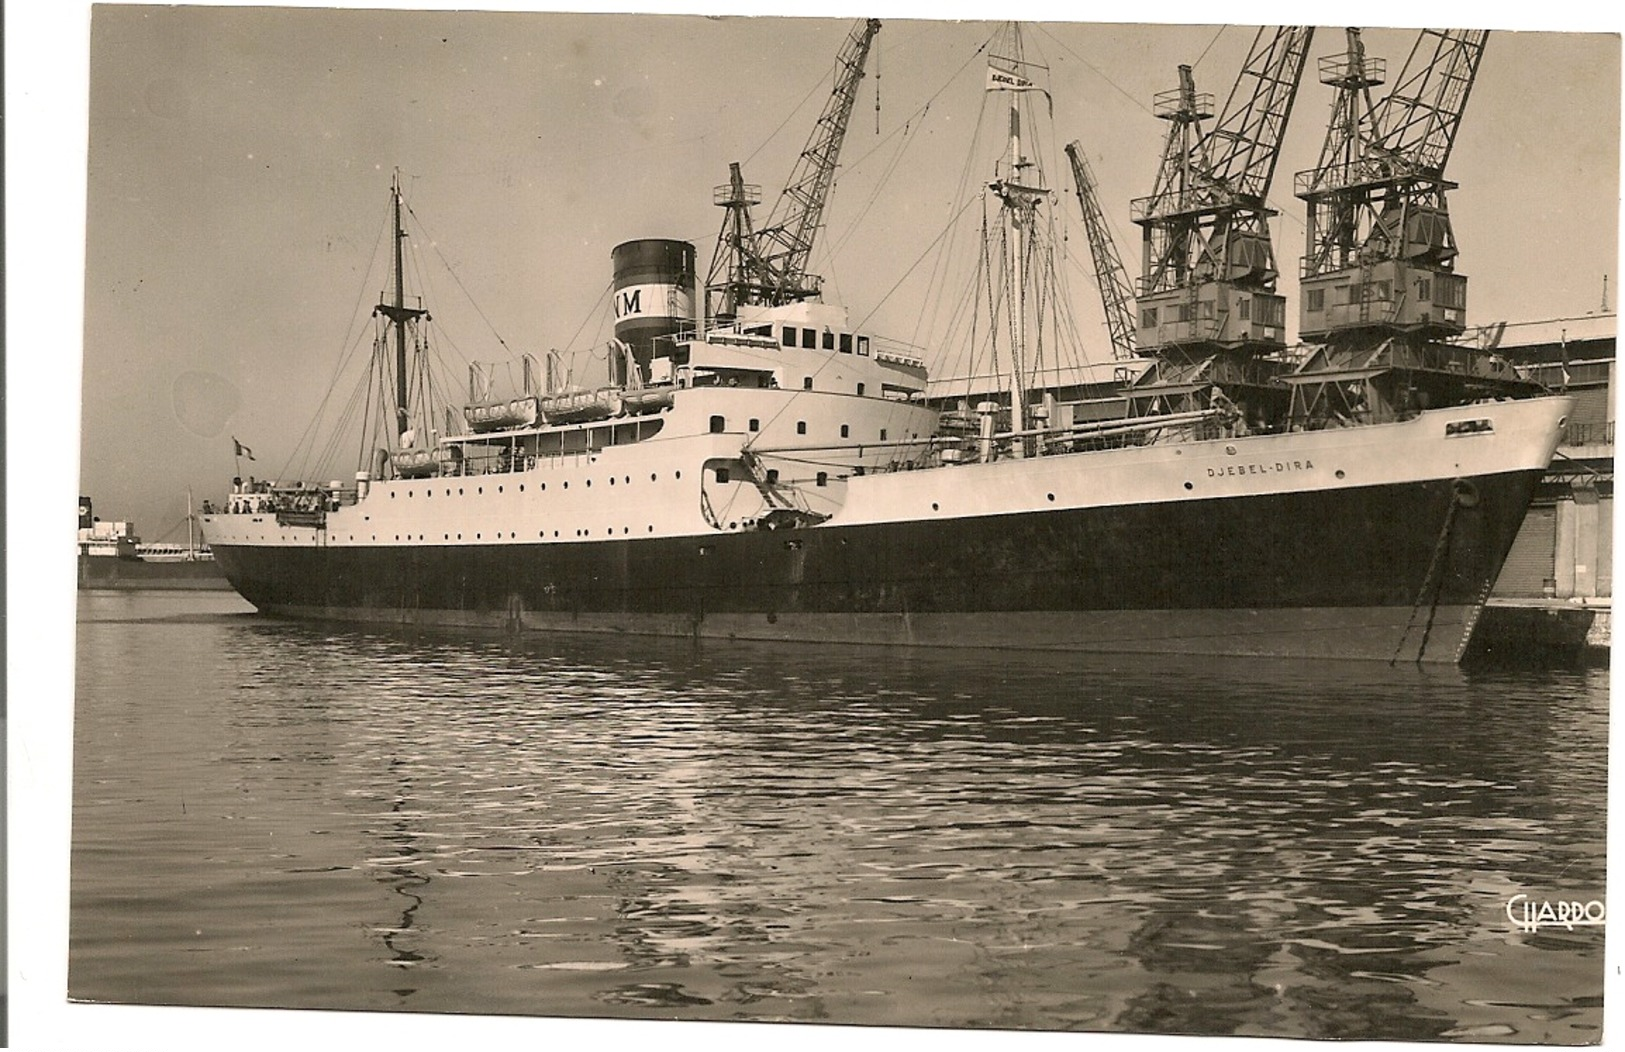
[
  {"xmin": 1202, "ymin": 26, "xmax": 1318, "ymax": 202},
  {"xmin": 750, "ymin": 17, "xmax": 882, "ymax": 305},
  {"xmin": 1370, "ymin": 29, "xmax": 1488, "ymax": 177},
  {"xmin": 1064, "ymin": 141, "xmax": 1137, "ymax": 361}
]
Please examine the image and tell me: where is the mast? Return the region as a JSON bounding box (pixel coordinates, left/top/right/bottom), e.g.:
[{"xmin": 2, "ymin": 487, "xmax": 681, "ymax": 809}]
[
  {"xmin": 375, "ymin": 171, "xmax": 427, "ymax": 444},
  {"xmin": 987, "ymin": 25, "xmax": 1047, "ymax": 457},
  {"xmin": 1006, "ymin": 89, "xmax": 1027, "ymax": 450}
]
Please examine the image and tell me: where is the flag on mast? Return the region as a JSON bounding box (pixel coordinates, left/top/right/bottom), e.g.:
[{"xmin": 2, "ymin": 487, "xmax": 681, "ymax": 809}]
[
  {"xmin": 233, "ymin": 437, "xmax": 255, "ymax": 461},
  {"xmin": 986, "ymin": 66, "xmax": 1037, "ymax": 91}
]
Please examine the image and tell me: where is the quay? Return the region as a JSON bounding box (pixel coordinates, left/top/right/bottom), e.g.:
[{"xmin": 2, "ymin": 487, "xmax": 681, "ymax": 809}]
[{"xmin": 1472, "ymin": 314, "xmax": 1613, "ymax": 664}]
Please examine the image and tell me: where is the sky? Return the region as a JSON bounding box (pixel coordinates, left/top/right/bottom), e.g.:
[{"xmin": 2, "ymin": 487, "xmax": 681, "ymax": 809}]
[{"xmin": 7, "ymin": 1, "xmax": 1624, "ymax": 1050}]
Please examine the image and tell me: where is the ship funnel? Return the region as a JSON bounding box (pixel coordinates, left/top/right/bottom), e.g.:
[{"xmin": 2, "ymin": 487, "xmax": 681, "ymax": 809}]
[{"xmin": 611, "ymin": 239, "xmax": 696, "ymax": 384}]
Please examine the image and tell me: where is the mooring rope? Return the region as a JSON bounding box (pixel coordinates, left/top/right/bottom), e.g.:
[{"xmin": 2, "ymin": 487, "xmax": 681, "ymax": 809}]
[{"xmin": 1390, "ymin": 480, "xmax": 1475, "ymax": 665}]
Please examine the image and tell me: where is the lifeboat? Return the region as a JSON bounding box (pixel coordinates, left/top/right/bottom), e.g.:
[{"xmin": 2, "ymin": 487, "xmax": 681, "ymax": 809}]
[
  {"xmin": 464, "ymin": 396, "xmax": 540, "ymax": 432},
  {"xmin": 539, "ymin": 387, "xmax": 624, "ymax": 423}
]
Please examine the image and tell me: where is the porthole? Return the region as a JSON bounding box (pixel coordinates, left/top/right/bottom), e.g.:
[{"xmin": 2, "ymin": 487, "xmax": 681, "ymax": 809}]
[
  {"xmin": 1047, "ymin": 493, "xmax": 1055, "ymax": 502},
  {"xmin": 564, "ymin": 481, "xmax": 569, "ymax": 489},
  {"xmin": 498, "ymin": 486, "xmax": 504, "ymax": 494},
  {"xmin": 1183, "ymin": 482, "xmax": 1193, "ymax": 491},
  {"xmin": 932, "ymin": 502, "xmax": 939, "ymax": 511}
]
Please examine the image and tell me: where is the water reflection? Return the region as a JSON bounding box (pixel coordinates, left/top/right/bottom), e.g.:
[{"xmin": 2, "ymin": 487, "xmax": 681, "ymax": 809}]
[
  {"xmin": 74, "ymin": 602, "xmax": 1605, "ymax": 1040},
  {"xmin": 373, "ymin": 757, "xmax": 432, "ymax": 993}
]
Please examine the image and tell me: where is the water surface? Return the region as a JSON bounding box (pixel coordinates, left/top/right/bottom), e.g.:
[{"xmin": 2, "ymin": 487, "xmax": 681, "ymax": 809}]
[{"xmin": 70, "ymin": 591, "xmax": 1606, "ymax": 1041}]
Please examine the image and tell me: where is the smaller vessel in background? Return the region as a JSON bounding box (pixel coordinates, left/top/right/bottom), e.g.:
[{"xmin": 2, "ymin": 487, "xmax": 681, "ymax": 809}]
[{"xmin": 77, "ymin": 495, "xmax": 230, "ymax": 590}]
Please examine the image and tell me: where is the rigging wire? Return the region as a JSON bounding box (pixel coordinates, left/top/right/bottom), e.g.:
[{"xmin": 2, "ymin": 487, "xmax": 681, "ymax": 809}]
[
  {"xmin": 404, "ymin": 199, "xmax": 518, "ymax": 357},
  {"xmin": 277, "ymin": 190, "xmax": 396, "ymax": 482}
]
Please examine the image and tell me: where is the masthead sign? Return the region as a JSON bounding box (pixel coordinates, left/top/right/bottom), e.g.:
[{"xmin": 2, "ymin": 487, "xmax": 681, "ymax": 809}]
[{"xmin": 986, "ymin": 66, "xmax": 1037, "ymax": 91}]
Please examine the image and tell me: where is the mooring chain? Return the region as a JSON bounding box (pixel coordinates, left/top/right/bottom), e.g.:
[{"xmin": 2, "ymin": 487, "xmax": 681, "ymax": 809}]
[{"xmin": 1390, "ymin": 481, "xmax": 1470, "ymax": 665}]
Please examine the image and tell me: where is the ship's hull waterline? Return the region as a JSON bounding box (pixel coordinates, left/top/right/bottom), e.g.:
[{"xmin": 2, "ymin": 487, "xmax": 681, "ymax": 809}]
[
  {"xmin": 210, "ymin": 395, "xmax": 1565, "ymax": 664},
  {"xmin": 78, "ymin": 555, "xmax": 230, "ymax": 590}
]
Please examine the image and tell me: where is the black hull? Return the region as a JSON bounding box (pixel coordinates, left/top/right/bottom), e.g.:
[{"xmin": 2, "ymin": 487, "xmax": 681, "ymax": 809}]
[
  {"xmin": 213, "ymin": 467, "xmax": 1544, "ymax": 664},
  {"xmin": 77, "ymin": 555, "xmax": 231, "ymax": 591}
]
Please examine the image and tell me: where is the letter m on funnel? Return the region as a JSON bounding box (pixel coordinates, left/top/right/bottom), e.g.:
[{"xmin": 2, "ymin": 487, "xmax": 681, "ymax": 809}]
[{"xmin": 616, "ymin": 288, "xmax": 642, "ymax": 319}]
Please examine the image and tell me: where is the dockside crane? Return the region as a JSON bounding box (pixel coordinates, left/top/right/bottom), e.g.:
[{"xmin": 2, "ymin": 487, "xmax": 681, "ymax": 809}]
[
  {"xmin": 1064, "ymin": 141, "xmax": 1137, "ymax": 362},
  {"xmin": 1127, "ymin": 27, "xmax": 1315, "ymax": 420},
  {"xmin": 708, "ymin": 18, "xmax": 882, "ymax": 318},
  {"xmin": 1296, "ymin": 28, "xmax": 1485, "ymax": 342},
  {"xmin": 1287, "ymin": 28, "xmax": 1528, "ymax": 424}
]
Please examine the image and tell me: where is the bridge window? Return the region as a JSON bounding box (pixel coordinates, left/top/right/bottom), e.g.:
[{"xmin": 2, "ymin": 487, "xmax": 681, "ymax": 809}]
[
  {"xmin": 797, "ymin": 421, "xmax": 807, "ymax": 435},
  {"xmin": 816, "ymin": 472, "xmax": 828, "ymax": 487},
  {"xmin": 1238, "ymin": 297, "xmax": 1250, "ymax": 321},
  {"xmin": 709, "ymin": 415, "xmax": 725, "ymax": 434},
  {"xmin": 1140, "ymin": 306, "xmax": 1158, "ymax": 328},
  {"xmin": 823, "ymin": 331, "xmax": 835, "ymax": 351},
  {"xmin": 748, "ymin": 418, "xmax": 760, "ymax": 432},
  {"xmin": 880, "ymin": 428, "xmax": 887, "ymax": 441},
  {"xmin": 803, "ymin": 376, "xmax": 814, "ymax": 390},
  {"xmin": 766, "ymin": 468, "xmax": 779, "ymax": 483},
  {"xmin": 857, "ymin": 383, "xmax": 866, "ymax": 396},
  {"xmin": 1306, "ymin": 288, "xmax": 1324, "ymax": 312},
  {"xmin": 840, "ymin": 333, "xmax": 852, "ymax": 353},
  {"xmin": 802, "ymin": 328, "xmax": 817, "ymax": 349},
  {"xmin": 781, "ymin": 326, "xmax": 796, "ymax": 347},
  {"xmin": 857, "ymin": 336, "xmax": 870, "ymax": 356},
  {"xmin": 840, "ymin": 424, "xmax": 849, "ymax": 438}
]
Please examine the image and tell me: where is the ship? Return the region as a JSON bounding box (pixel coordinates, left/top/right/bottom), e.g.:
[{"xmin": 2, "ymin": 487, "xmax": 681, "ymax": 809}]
[
  {"xmin": 201, "ymin": 21, "xmax": 1573, "ymax": 664},
  {"xmin": 78, "ymin": 496, "xmax": 229, "ymax": 590}
]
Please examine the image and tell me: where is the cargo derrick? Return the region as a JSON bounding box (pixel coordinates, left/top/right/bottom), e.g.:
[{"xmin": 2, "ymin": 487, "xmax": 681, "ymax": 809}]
[
  {"xmin": 1064, "ymin": 141, "xmax": 1137, "ymax": 363},
  {"xmin": 1128, "ymin": 27, "xmax": 1314, "ymax": 428},
  {"xmin": 1287, "ymin": 29, "xmax": 1533, "ymax": 427},
  {"xmin": 707, "ymin": 18, "xmax": 881, "ymax": 319}
]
